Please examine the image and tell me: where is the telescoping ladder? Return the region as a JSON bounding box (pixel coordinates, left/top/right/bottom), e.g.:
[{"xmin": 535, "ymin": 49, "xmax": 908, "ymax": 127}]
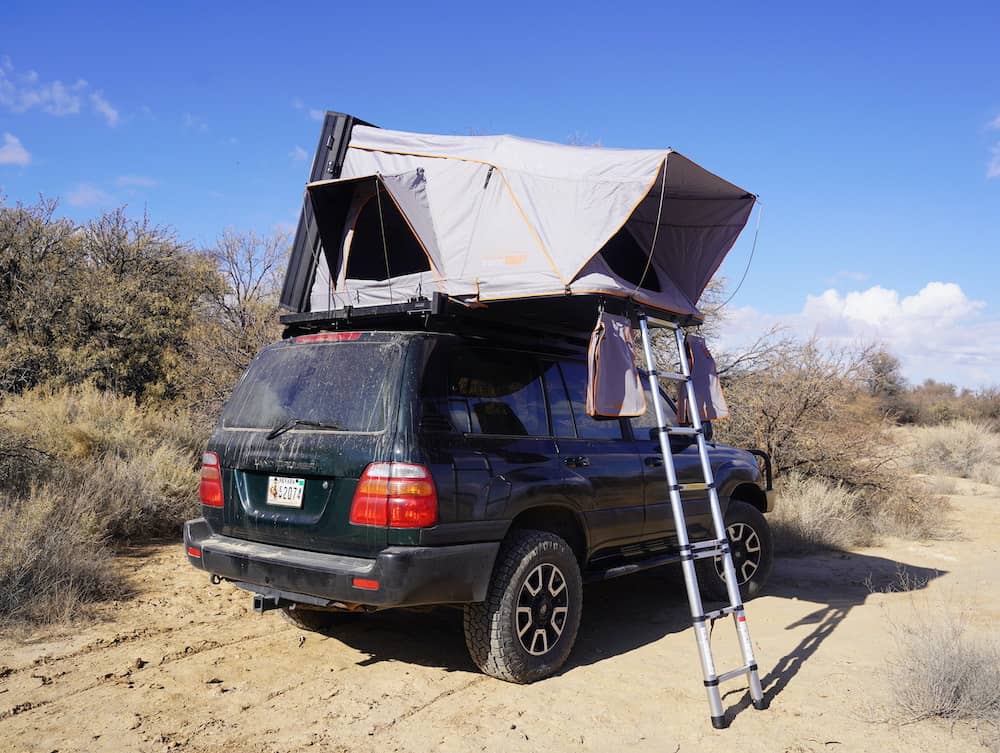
[{"xmin": 635, "ymin": 310, "xmax": 767, "ymax": 729}]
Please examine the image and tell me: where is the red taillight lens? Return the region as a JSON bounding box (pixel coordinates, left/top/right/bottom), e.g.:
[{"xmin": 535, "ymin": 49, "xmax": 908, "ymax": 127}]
[
  {"xmin": 199, "ymin": 452, "xmax": 224, "ymax": 508},
  {"xmin": 295, "ymin": 332, "xmax": 362, "ymax": 343},
  {"xmin": 350, "ymin": 463, "xmax": 437, "ymax": 529}
]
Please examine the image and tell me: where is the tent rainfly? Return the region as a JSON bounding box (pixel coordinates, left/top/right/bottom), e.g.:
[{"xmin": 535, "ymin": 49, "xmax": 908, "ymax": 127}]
[{"xmin": 299, "ymin": 125, "xmax": 756, "ymax": 321}]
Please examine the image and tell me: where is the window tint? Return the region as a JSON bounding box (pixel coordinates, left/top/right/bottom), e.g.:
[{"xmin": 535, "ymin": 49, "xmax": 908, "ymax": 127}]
[
  {"xmin": 559, "ymin": 361, "xmax": 624, "ymax": 440},
  {"xmin": 222, "ymin": 342, "xmax": 399, "ymax": 432},
  {"xmin": 631, "ymin": 373, "xmax": 679, "ymax": 436},
  {"xmin": 448, "ymin": 350, "xmax": 547, "ymax": 436},
  {"xmin": 541, "ymin": 361, "xmax": 575, "ymax": 437}
]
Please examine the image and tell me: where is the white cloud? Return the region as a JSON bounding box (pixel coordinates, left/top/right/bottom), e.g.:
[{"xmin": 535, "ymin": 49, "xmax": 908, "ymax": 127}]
[
  {"xmin": 67, "ymin": 182, "xmax": 112, "ymax": 207},
  {"xmin": 292, "ymin": 98, "xmax": 324, "ymax": 121},
  {"xmin": 989, "ymin": 114, "xmax": 1000, "ymax": 130},
  {"xmin": 89, "ymin": 90, "xmax": 119, "ymax": 126},
  {"xmin": 0, "ymin": 132, "xmax": 31, "ymax": 166},
  {"xmin": 115, "ymin": 174, "xmax": 157, "ymax": 187},
  {"xmin": 0, "ymin": 59, "xmax": 118, "ymax": 125},
  {"xmin": 289, "ymin": 145, "xmax": 308, "ymax": 162},
  {"xmin": 183, "ymin": 113, "xmax": 208, "ymax": 131},
  {"xmin": 988, "ymin": 143, "xmax": 1000, "ymax": 180},
  {"xmin": 717, "ymin": 282, "xmax": 1000, "ymax": 388}
]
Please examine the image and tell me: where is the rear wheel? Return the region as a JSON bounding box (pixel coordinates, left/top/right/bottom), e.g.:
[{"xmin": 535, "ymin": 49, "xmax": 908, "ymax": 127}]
[
  {"xmin": 697, "ymin": 500, "xmax": 773, "ymax": 601},
  {"xmin": 464, "ymin": 530, "xmax": 582, "ymax": 683},
  {"xmin": 280, "ymin": 604, "xmax": 355, "ymax": 632}
]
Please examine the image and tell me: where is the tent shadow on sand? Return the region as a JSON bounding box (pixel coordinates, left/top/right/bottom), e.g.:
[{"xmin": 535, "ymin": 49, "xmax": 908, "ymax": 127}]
[{"xmin": 309, "ymin": 548, "xmax": 945, "ymax": 710}]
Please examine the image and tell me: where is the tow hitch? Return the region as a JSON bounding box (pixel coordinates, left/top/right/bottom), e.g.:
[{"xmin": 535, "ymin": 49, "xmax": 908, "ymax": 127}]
[{"xmin": 252, "ymin": 594, "xmax": 282, "ymax": 613}]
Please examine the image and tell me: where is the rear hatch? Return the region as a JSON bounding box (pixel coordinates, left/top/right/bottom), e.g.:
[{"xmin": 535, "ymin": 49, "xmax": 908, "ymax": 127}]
[{"xmin": 211, "ymin": 332, "xmax": 410, "ymax": 557}]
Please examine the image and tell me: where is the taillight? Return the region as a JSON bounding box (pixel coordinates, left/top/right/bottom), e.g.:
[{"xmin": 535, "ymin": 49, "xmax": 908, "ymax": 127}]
[
  {"xmin": 199, "ymin": 452, "xmax": 224, "ymax": 508},
  {"xmin": 295, "ymin": 332, "xmax": 362, "ymax": 343},
  {"xmin": 350, "ymin": 463, "xmax": 437, "ymax": 529}
]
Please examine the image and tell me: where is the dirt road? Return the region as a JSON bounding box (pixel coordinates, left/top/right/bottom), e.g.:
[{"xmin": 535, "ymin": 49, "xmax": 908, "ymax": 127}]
[{"xmin": 2, "ymin": 478, "xmax": 997, "ymax": 753}]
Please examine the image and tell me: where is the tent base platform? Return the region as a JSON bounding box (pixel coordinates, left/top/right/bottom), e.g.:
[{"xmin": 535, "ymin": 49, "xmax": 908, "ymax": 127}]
[{"xmin": 279, "ymin": 293, "xmax": 698, "ymax": 342}]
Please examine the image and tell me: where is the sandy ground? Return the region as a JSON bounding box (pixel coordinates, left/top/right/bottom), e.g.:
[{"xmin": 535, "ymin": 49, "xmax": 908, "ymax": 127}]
[{"xmin": 2, "ymin": 478, "xmax": 998, "ymax": 753}]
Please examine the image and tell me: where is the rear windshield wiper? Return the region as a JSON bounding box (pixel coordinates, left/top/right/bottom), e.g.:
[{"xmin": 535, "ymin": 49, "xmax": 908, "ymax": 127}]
[{"xmin": 265, "ymin": 418, "xmax": 344, "ymax": 440}]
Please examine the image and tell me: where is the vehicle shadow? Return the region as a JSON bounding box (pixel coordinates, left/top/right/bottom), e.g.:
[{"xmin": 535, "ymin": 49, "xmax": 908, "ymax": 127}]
[{"xmin": 318, "ymin": 549, "xmax": 946, "ymax": 710}]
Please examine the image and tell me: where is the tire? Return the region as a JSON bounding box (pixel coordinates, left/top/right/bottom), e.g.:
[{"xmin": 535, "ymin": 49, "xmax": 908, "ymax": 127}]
[
  {"xmin": 280, "ymin": 604, "xmax": 354, "ymax": 633},
  {"xmin": 697, "ymin": 500, "xmax": 773, "ymax": 602},
  {"xmin": 464, "ymin": 530, "xmax": 583, "ymax": 683}
]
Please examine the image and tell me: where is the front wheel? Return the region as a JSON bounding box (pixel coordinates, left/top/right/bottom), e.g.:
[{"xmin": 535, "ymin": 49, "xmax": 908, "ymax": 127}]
[
  {"xmin": 697, "ymin": 500, "xmax": 773, "ymax": 601},
  {"xmin": 464, "ymin": 530, "xmax": 583, "ymax": 683}
]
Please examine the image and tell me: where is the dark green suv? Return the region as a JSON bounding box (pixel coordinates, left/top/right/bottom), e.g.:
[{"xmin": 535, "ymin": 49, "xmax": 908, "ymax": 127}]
[{"xmin": 184, "ymin": 328, "xmax": 775, "ymax": 683}]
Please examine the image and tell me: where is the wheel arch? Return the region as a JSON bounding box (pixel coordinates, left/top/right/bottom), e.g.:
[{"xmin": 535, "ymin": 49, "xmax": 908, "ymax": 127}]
[{"xmin": 506, "ymin": 505, "xmax": 589, "ymax": 565}]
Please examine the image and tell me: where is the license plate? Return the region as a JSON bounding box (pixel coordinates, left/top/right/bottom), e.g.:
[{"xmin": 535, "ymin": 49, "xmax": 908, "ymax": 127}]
[{"xmin": 266, "ymin": 476, "xmax": 305, "ymax": 508}]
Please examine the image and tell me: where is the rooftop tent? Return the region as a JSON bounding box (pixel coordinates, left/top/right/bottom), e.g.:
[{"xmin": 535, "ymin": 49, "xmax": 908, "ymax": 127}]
[{"xmin": 295, "ymin": 124, "xmax": 756, "ymax": 321}]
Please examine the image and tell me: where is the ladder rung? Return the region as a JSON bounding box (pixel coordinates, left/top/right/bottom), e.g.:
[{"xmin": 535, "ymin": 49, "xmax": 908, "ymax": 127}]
[
  {"xmin": 699, "ymin": 605, "xmax": 741, "ymax": 622},
  {"xmin": 678, "ymin": 482, "xmax": 709, "ymax": 492},
  {"xmin": 686, "ymin": 539, "xmax": 728, "ymax": 561},
  {"xmin": 658, "ymin": 371, "xmax": 688, "ymax": 382},
  {"xmin": 714, "ymin": 665, "xmax": 756, "ymax": 685},
  {"xmin": 665, "ymin": 426, "xmax": 700, "ymax": 436},
  {"xmin": 690, "ymin": 539, "xmax": 726, "ymax": 551}
]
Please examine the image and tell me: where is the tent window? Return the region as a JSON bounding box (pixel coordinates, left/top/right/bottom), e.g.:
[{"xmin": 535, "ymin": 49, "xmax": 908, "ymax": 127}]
[
  {"xmin": 597, "ymin": 226, "xmax": 662, "ymax": 293},
  {"xmin": 346, "ymin": 194, "xmax": 430, "ymax": 281}
]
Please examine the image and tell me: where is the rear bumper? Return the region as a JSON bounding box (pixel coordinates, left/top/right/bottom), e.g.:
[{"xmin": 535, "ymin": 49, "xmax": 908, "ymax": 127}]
[{"xmin": 184, "ymin": 518, "xmax": 499, "ymax": 608}]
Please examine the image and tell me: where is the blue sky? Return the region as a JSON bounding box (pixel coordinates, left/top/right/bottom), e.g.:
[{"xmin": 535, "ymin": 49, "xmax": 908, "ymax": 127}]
[{"xmin": 2, "ymin": 2, "xmax": 999, "ymax": 387}]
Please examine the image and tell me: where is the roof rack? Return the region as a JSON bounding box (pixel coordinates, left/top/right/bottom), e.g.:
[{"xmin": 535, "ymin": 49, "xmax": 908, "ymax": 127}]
[{"xmin": 279, "ymin": 292, "xmax": 696, "ymax": 348}]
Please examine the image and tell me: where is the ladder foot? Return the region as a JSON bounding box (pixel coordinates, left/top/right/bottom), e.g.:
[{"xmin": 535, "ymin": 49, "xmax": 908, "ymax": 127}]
[
  {"xmin": 711, "ymin": 715, "xmax": 728, "ymax": 730},
  {"xmin": 752, "ymin": 698, "xmax": 768, "ymax": 711}
]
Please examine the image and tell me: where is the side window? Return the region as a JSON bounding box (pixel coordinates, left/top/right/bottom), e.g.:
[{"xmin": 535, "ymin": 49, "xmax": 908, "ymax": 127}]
[
  {"xmin": 419, "ymin": 342, "xmax": 471, "ymax": 433},
  {"xmin": 559, "ymin": 361, "xmax": 624, "ymax": 440},
  {"xmin": 449, "ymin": 350, "xmax": 547, "ymax": 437},
  {"xmin": 541, "ymin": 361, "xmax": 576, "ymax": 437},
  {"xmin": 631, "ymin": 373, "xmax": 679, "ymax": 437}
]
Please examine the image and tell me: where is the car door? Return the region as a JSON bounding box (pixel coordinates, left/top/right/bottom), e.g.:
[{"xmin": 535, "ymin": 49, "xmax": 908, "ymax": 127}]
[
  {"xmin": 436, "ymin": 345, "xmax": 564, "ymax": 525},
  {"xmin": 548, "ymin": 359, "xmax": 646, "ymax": 553},
  {"xmin": 631, "ymin": 372, "xmax": 713, "ymax": 542}
]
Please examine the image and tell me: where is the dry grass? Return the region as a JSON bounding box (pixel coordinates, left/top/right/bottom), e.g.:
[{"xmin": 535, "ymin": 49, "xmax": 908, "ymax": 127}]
[
  {"xmin": 769, "ymin": 474, "xmax": 874, "ymax": 553},
  {"xmin": 897, "ymin": 420, "xmax": 1000, "ymax": 487},
  {"xmin": 0, "ymin": 486, "xmax": 125, "ymax": 624},
  {"xmin": 0, "ymin": 384, "xmax": 207, "ymax": 624},
  {"xmin": 886, "ymin": 606, "xmax": 1000, "ymax": 747}
]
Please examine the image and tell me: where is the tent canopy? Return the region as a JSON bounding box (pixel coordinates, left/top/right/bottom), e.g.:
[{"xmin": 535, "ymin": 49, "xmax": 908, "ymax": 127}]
[{"xmin": 303, "ymin": 125, "xmax": 755, "ymax": 320}]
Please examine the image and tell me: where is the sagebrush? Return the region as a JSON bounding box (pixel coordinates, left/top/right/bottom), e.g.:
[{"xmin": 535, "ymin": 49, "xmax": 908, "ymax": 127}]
[{"xmin": 0, "ymin": 385, "xmax": 208, "ymax": 624}]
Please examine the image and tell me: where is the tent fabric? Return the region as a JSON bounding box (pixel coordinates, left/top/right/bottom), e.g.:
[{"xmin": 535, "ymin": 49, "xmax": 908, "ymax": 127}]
[
  {"xmin": 677, "ymin": 334, "xmax": 729, "ymax": 423},
  {"xmin": 586, "ymin": 312, "xmax": 646, "ymax": 418},
  {"xmin": 305, "ymin": 125, "xmax": 755, "ymax": 319}
]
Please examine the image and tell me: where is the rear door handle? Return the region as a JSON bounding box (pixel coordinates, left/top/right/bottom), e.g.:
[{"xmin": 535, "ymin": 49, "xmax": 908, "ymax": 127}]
[
  {"xmin": 644, "ymin": 456, "xmax": 664, "ymax": 467},
  {"xmin": 563, "ymin": 456, "xmax": 591, "ymax": 468}
]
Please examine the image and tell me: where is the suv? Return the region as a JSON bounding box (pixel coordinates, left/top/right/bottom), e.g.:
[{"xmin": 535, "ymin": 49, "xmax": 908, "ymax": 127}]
[{"xmin": 184, "ymin": 328, "xmax": 775, "ymax": 683}]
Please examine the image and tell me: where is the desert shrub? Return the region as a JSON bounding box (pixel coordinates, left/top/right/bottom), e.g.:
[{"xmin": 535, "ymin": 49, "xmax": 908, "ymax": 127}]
[
  {"xmin": 171, "ymin": 229, "xmax": 286, "ymax": 416},
  {"xmin": 0, "ymin": 384, "xmax": 204, "ymax": 540},
  {"xmin": 898, "ymin": 420, "xmax": 1000, "ymax": 486},
  {"xmin": 887, "ymin": 607, "xmax": 1000, "ymax": 729},
  {"xmin": 710, "ymin": 338, "xmax": 935, "ymax": 544},
  {"xmin": 769, "ymin": 474, "xmax": 873, "ymax": 553},
  {"xmin": 0, "ymin": 485, "xmax": 125, "ymax": 624}
]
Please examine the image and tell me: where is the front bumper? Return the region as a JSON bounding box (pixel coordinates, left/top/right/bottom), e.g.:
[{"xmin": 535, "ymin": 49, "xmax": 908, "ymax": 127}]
[
  {"xmin": 184, "ymin": 518, "xmax": 499, "ymax": 608},
  {"xmin": 764, "ymin": 488, "xmax": 778, "ymax": 513}
]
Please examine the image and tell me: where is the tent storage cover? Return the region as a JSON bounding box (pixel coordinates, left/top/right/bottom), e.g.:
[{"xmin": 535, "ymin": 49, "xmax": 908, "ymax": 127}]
[{"xmin": 299, "ymin": 125, "xmax": 755, "ymax": 321}]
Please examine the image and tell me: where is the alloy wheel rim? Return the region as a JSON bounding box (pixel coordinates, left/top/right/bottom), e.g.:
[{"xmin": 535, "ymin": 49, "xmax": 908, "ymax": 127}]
[
  {"xmin": 515, "ymin": 563, "xmax": 569, "ymax": 656},
  {"xmin": 715, "ymin": 522, "xmax": 762, "ymax": 585}
]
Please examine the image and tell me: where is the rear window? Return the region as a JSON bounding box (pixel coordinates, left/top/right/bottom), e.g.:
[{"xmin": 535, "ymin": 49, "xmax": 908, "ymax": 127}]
[{"xmin": 221, "ymin": 341, "xmax": 402, "ymax": 432}]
